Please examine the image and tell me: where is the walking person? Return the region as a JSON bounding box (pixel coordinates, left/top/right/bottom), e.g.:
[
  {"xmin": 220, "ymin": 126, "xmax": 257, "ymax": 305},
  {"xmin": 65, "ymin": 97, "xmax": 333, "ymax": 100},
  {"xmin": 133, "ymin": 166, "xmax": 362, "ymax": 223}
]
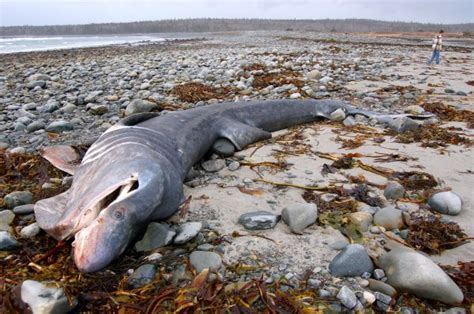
[{"xmin": 428, "ymin": 30, "xmax": 444, "ymax": 65}]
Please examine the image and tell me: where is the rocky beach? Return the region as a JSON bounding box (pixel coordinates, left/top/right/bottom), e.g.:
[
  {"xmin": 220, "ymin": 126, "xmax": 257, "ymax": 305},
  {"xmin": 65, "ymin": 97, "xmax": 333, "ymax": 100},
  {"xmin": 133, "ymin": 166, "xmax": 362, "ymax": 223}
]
[{"xmin": 1, "ymin": 31, "xmax": 473, "ymax": 312}]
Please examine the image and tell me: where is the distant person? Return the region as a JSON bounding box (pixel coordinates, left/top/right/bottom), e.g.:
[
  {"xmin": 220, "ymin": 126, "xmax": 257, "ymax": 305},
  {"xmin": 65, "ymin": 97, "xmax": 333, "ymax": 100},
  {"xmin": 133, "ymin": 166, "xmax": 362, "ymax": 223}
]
[{"xmin": 428, "ymin": 30, "xmax": 444, "ymax": 65}]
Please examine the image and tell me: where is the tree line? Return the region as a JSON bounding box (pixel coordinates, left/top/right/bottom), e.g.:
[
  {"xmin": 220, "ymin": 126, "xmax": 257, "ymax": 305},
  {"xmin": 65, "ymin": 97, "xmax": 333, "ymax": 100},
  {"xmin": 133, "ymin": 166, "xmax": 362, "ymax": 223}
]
[{"xmin": 1, "ymin": 18, "xmax": 473, "ymax": 37}]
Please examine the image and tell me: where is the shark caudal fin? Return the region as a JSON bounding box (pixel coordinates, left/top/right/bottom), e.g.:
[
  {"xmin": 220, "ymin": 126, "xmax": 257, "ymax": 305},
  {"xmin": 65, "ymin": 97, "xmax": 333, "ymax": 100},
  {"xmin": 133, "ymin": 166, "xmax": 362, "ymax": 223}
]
[{"xmin": 34, "ymin": 189, "xmax": 72, "ymax": 240}]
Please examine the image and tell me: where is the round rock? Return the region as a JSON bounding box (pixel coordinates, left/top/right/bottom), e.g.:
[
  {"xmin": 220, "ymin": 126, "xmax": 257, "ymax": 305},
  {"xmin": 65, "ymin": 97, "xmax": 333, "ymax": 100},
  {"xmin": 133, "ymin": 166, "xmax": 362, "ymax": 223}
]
[
  {"xmin": 337, "ymin": 286, "xmax": 357, "ymax": 309},
  {"xmin": 238, "ymin": 211, "xmax": 280, "ymax": 230},
  {"xmin": 329, "ymin": 244, "xmax": 374, "ymax": 277},
  {"xmin": 128, "ymin": 264, "xmax": 156, "ymax": 288},
  {"xmin": 201, "ymin": 159, "xmax": 226, "ymax": 172},
  {"xmin": 189, "ymin": 251, "xmax": 222, "ymax": 273},
  {"xmin": 0, "ymin": 231, "xmax": 19, "ymax": 250},
  {"xmin": 21, "ymin": 280, "xmax": 77, "ymax": 314},
  {"xmin": 281, "ymin": 202, "xmax": 317, "ymax": 234},
  {"xmin": 20, "ymin": 222, "xmax": 40, "ymax": 238},
  {"xmin": 174, "ymin": 222, "xmax": 202, "ymax": 244},
  {"xmin": 13, "ymin": 204, "xmax": 35, "ymax": 215},
  {"xmin": 45, "ymin": 120, "xmax": 74, "ymax": 133},
  {"xmin": 135, "ymin": 222, "xmax": 176, "ymax": 252},
  {"xmin": 125, "ymin": 99, "xmax": 157, "ymax": 116},
  {"xmin": 212, "ymin": 138, "xmax": 235, "ymax": 157},
  {"xmin": 428, "ymin": 191, "xmax": 462, "ymax": 215},
  {"xmin": 4, "ymin": 191, "xmax": 33, "ymax": 209},
  {"xmin": 384, "ymin": 181, "xmax": 405, "ymax": 200},
  {"xmin": 373, "ymin": 207, "xmax": 404, "ymax": 230},
  {"xmin": 378, "ymin": 246, "xmax": 464, "ymax": 304}
]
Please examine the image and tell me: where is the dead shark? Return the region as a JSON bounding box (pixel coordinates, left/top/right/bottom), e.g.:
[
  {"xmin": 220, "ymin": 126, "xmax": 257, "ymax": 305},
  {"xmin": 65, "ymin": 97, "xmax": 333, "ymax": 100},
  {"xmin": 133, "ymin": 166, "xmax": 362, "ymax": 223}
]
[{"xmin": 34, "ymin": 99, "xmax": 430, "ymax": 272}]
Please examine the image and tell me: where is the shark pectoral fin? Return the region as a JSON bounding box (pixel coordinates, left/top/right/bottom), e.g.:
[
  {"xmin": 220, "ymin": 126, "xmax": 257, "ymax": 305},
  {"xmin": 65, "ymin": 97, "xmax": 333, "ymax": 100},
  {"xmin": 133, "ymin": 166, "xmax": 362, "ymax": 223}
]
[
  {"xmin": 34, "ymin": 189, "xmax": 71, "ymax": 240},
  {"xmin": 40, "ymin": 145, "xmax": 81, "ymax": 175},
  {"xmin": 218, "ymin": 119, "xmax": 271, "ymax": 150}
]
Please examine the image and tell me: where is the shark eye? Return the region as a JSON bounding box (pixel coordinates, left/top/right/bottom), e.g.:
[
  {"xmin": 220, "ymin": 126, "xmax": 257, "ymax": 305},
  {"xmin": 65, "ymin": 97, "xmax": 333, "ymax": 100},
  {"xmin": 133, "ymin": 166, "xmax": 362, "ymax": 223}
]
[{"xmin": 113, "ymin": 209, "xmax": 124, "ymax": 220}]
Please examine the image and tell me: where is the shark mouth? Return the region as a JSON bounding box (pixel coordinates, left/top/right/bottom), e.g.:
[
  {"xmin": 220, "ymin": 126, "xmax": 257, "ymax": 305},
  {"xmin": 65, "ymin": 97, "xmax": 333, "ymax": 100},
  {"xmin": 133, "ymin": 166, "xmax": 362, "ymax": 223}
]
[{"xmin": 69, "ymin": 174, "xmax": 139, "ymax": 238}]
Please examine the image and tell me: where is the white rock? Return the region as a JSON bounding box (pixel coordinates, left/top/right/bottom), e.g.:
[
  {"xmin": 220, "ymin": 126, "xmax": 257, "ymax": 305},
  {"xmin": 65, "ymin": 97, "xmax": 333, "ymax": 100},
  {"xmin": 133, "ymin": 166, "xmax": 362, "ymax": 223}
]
[
  {"xmin": 20, "ymin": 222, "xmax": 40, "ymax": 238},
  {"xmin": 428, "ymin": 191, "xmax": 462, "ymax": 215},
  {"xmin": 174, "ymin": 222, "xmax": 202, "ymax": 244},
  {"xmin": 329, "ymin": 108, "xmax": 346, "ymax": 121},
  {"xmin": 21, "ymin": 280, "xmax": 77, "ymax": 314}
]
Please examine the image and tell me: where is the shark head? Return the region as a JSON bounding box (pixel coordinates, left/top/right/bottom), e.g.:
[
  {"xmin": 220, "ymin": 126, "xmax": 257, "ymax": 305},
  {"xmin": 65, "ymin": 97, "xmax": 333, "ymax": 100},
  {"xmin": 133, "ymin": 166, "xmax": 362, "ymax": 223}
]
[{"xmin": 35, "ymin": 149, "xmax": 165, "ymax": 272}]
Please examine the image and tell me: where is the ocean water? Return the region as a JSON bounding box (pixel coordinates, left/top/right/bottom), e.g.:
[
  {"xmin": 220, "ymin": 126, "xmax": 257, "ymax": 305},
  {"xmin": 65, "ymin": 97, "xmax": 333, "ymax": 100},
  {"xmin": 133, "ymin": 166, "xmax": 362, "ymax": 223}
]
[{"xmin": 0, "ymin": 34, "xmax": 175, "ymax": 54}]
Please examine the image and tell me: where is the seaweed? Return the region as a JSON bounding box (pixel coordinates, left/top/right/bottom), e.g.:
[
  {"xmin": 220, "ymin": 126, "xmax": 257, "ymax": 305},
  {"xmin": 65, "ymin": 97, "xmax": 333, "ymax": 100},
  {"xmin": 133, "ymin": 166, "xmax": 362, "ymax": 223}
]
[
  {"xmin": 252, "ymin": 70, "xmax": 304, "ymax": 89},
  {"xmin": 349, "ymin": 184, "xmax": 384, "ymax": 207},
  {"xmin": 441, "ymin": 261, "xmax": 474, "ymax": 305},
  {"xmin": 171, "ymin": 82, "xmax": 232, "ymax": 103},
  {"xmin": 390, "ymin": 171, "xmax": 437, "ymax": 190},
  {"xmin": 406, "ymin": 214, "xmax": 468, "ymax": 255},
  {"xmin": 0, "ymin": 150, "xmax": 67, "ymax": 206},
  {"xmin": 393, "ymin": 124, "xmax": 472, "ymax": 147},
  {"xmin": 421, "ymin": 102, "xmax": 474, "ymax": 128}
]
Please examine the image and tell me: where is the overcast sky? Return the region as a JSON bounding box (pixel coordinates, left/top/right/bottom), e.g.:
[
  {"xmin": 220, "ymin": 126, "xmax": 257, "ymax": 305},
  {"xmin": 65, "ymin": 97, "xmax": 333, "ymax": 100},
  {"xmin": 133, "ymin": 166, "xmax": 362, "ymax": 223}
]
[{"xmin": 1, "ymin": 0, "xmax": 473, "ymax": 27}]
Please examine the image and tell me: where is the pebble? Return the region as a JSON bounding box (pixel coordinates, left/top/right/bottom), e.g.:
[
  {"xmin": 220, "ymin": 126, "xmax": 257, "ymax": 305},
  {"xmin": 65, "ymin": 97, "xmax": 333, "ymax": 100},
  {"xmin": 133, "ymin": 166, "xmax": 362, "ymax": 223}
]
[
  {"xmin": 388, "ymin": 116, "xmax": 419, "ymax": 133},
  {"xmin": 329, "ymin": 108, "xmax": 346, "ymax": 121},
  {"xmin": 201, "ymin": 159, "xmax": 226, "ymax": 172},
  {"xmin": 4, "ymin": 191, "xmax": 33, "ymax": 209},
  {"xmin": 128, "ymin": 264, "xmax": 156, "ymax": 288},
  {"xmin": 363, "ymin": 291, "xmax": 376, "ymax": 305},
  {"xmin": 373, "ymin": 207, "xmax": 404, "ymax": 230},
  {"xmin": 0, "ymin": 231, "xmax": 19, "ymax": 250},
  {"xmin": 384, "ymin": 181, "xmax": 405, "ymax": 200},
  {"xmin": 238, "ymin": 211, "xmax": 280, "ymax": 230},
  {"xmin": 135, "ymin": 222, "xmax": 176, "ymax": 251},
  {"xmin": 197, "ymin": 243, "xmax": 215, "ymax": 251},
  {"xmin": 20, "ymin": 222, "xmax": 40, "ymax": 238},
  {"xmin": 281, "ymin": 202, "xmax": 317, "ymax": 234},
  {"xmin": 189, "ymin": 251, "xmax": 222, "ymax": 273},
  {"xmin": 211, "ymin": 138, "xmax": 235, "ymax": 156},
  {"xmin": 45, "ymin": 120, "xmax": 74, "ymax": 133},
  {"xmin": 13, "ymin": 204, "xmax": 35, "ymax": 215},
  {"xmin": 329, "ymin": 244, "xmax": 374, "ymax": 277},
  {"xmin": 337, "ymin": 286, "xmax": 357, "ymax": 309},
  {"xmin": 378, "ymin": 246, "xmax": 463, "ymax": 304},
  {"xmin": 329, "ymin": 239, "xmax": 349, "ymax": 250},
  {"xmin": 0, "ymin": 210, "xmax": 15, "ymax": 225},
  {"xmin": 342, "ymin": 116, "xmax": 356, "ymax": 126},
  {"xmin": 428, "ymin": 191, "xmax": 462, "ymax": 215},
  {"xmin": 125, "ymin": 99, "xmax": 157, "ymax": 115},
  {"xmin": 368, "ymin": 279, "xmax": 397, "ymax": 297},
  {"xmin": 174, "ymin": 222, "xmax": 202, "ymax": 244},
  {"xmin": 21, "ymin": 280, "xmax": 77, "ymax": 314},
  {"xmin": 26, "ymin": 121, "xmax": 46, "ymax": 133},
  {"xmin": 348, "ymin": 211, "xmax": 373, "ymax": 232},
  {"xmin": 227, "ymin": 161, "xmax": 240, "ymax": 171},
  {"xmin": 373, "ymin": 268, "xmax": 386, "ymax": 280},
  {"xmin": 144, "ymin": 252, "xmax": 163, "ymax": 262}
]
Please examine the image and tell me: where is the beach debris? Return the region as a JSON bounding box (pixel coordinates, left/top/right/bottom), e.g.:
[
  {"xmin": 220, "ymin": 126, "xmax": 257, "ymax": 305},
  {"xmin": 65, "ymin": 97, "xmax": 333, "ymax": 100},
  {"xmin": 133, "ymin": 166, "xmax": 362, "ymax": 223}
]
[
  {"xmin": 441, "ymin": 261, "xmax": 474, "ymax": 304},
  {"xmin": 378, "ymin": 246, "xmax": 464, "ymax": 305},
  {"xmin": 394, "ymin": 124, "xmax": 472, "ymax": 147},
  {"xmin": 406, "ymin": 214, "xmax": 469, "ymax": 254},
  {"xmin": 428, "ymin": 191, "xmax": 463, "ymax": 215},
  {"xmin": 421, "ymin": 102, "xmax": 474, "ymax": 128},
  {"xmin": 171, "ymin": 82, "xmax": 232, "ymax": 102}
]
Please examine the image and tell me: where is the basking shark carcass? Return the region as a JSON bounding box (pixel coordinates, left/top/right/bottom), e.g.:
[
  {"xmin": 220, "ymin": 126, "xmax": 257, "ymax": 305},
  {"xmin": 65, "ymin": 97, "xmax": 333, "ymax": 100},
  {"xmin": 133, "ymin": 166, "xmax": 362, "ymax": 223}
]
[{"xmin": 34, "ymin": 99, "xmax": 429, "ymax": 272}]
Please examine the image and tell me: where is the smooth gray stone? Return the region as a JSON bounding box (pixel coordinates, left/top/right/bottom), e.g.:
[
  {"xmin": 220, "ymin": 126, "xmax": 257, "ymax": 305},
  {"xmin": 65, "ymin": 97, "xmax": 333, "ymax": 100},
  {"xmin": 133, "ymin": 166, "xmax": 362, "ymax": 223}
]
[
  {"xmin": 189, "ymin": 251, "xmax": 222, "ymax": 273},
  {"xmin": 45, "ymin": 120, "xmax": 73, "ymax": 133},
  {"xmin": 4, "ymin": 191, "xmax": 33, "ymax": 209},
  {"xmin": 21, "ymin": 280, "xmax": 77, "ymax": 314},
  {"xmin": 201, "ymin": 159, "xmax": 226, "ymax": 172},
  {"xmin": 369, "ymin": 279, "xmax": 397, "ymax": 297},
  {"xmin": 329, "ymin": 244, "xmax": 374, "ymax": 277},
  {"xmin": 0, "ymin": 231, "xmax": 19, "ymax": 250},
  {"xmin": 428, "ymin": 191, "xmax": 462, "ymax": 215},
  {"xmin": 373, "ymin": 207, "xmax": 404, "ymax": 230},
  {"xmin": 20, "ymin": 222, "xmax": 40, "ymax": 238},
  {"xmin": 228, "ymin": 161, "xmax": 240, "ymax": 171},
  {"xmin": 238, "ymin": 211, "xmax": 280, "ymax": 230},
  {"xmin": 211, "ymin": 138, "xmax": 235, "ymax": 156},
  {"xmin": 378, "ymin": 246, "xmax": 464, "ymax": 304},
  {"xmin": 125, "ymin": 99, "xmax": 157, "ymax": 116},
  {"xmin": 128, "ymin": 264, "xmax": 156, "ymax": 288},
  {"xmin": 281, "ymin": 202, "xmax": 317, "ymax": 234},
  {"xmin": 0, "ymin": 210, "xmax": 15, "ymax": 225},
  {"xmin": 13, "ymin": 204, "xmax": 35, "ymax": 215},
  {"xmin": 384, "ymin": 181, "xmax": 405, "ymax": 200},
  {"xmin": 388, "ymin": 117, "xmax": 419, "ymax": 133},
  {"xmin": 28, "ymin": 74, "xmax": 51, "ymax": 81},
  {"xmin": 26, "ymin": 121, "xmax": 46, "ymax": 133},
  {"xmin": 337, "ymin": 286, "xmax": 357, "ymax": 309},
  {"xmin": 27, "ymin": 80, "xmax": 46, "ymax": 89},
  {"xmin": 174, "ymin": 222, "xmax": 202, "ymax": 244},
  {"xmin": 134, "ymin": 222, "xmax": 176, "ymax": 252}
]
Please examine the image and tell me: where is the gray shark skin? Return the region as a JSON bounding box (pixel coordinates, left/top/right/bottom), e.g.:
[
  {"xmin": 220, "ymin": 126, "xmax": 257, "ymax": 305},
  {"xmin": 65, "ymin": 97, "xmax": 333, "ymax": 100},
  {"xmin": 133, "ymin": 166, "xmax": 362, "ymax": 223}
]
[{"xmin": 34, "ymin": 99, "xmax": 425, "ymax": 272}]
